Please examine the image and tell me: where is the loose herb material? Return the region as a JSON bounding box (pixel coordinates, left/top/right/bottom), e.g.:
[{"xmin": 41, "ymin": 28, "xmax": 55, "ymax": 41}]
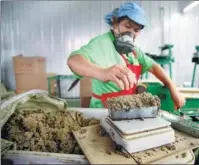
[
  {"xmin": 106, "ymin": 92, "xmax": 160, "ymax": 111},
  {"xmin": 2, "ymin": 109, "xmax": 99, "ymax": 154}
]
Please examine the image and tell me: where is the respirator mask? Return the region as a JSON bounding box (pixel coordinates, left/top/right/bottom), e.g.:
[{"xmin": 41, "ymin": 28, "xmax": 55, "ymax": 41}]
[{"xmin": 113, "ymin": 30, "xmax": 136, "ymax": 54}]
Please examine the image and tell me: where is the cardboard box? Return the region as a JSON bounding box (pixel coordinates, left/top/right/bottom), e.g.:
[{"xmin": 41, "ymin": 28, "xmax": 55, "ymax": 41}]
[
  {"xmin": 13, "ymin": 54, "xmax": 46, "ymax": 74},
  {"xmin": 15, "ymin": 73, "xmax": 47, "ymax": 89},
  {"xmin": 80, "ymin": 97, "xmax": 92, "ymax": 107},
  {"xmin": 15, "ymin": 73, "xmax": 57, "ymax": 95},
  {"xmin": 80, "ymin": 77, "xmax": 92, "ymax": 97},
  {"xmin": 80, "ymin": 77, "xmax": 92, "ymax": 107},
  {"xmin": 46, "ymin": 73, "xmax": 57, "ymax": 95}
]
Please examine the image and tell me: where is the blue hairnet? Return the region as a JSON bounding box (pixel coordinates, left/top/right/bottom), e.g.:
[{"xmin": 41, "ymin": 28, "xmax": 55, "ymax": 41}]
[{"xmin": 104, "ymin": 2, "xmax": 148, "ymax": 27}]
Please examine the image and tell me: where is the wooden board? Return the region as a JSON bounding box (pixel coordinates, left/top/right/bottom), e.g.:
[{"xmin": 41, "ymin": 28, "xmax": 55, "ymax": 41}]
[
  {"xmin": 177, "ymin": 87, "xmax": 199, "ymax": 93},
  {"xmin": 178, "ymin": 87, "xmax": 199, "ymax": 98},
  {"xmin": 73, "ymin": 125, "xmax": 137, "ymax": 164},
  {"xmin": 73, "ymin": 125, "xmax": 199, "ymax": 164},
  {"xmin": 182, "ymin": 93, "xmax": 199, "ymax": 99}
]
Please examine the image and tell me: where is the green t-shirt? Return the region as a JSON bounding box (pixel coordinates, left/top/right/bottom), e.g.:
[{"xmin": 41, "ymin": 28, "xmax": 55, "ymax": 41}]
[{"xmin": 69, "ymin": 31, "xmax": 155, "ymax": 108}]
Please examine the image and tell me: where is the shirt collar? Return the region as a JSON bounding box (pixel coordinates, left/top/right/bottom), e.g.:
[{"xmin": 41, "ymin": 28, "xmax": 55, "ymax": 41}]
[{"xmin": 108, "ymin": 30, "xmax": 115, "ymax": 41}]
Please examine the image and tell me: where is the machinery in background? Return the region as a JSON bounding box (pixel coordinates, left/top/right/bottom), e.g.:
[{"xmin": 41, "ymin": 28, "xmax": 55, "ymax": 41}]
[
  {"xmin": 191, "ymin": 46, "xmax": 199, "ymax": 87},
  {"xmin": 144, "ymin": 44, "xmax": 175, "ymax": 79},
  {"xmin": 160, "ymin": 110, "xmax": 199, "ymax": 138},
  {"xmin": 141, "ymin": 80, "xmax": 199, "ymax": 121}
]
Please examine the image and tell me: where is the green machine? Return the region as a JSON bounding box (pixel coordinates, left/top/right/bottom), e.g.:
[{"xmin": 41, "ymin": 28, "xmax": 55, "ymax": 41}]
[
  {"xmin": 144, "ymin": 44, "xmax": 175, "ymax": 79},
  {"xmin": 142, "ymin": 81, "xmax": 199, "ymax": 118},
  {"xmin": 191, "ymin": 46, "xmax": 199, "ymax": 87}
]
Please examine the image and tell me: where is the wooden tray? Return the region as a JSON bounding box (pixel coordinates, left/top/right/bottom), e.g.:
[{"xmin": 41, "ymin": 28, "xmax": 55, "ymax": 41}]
[{"xmin": 73, "ymin": 125, "xmax": 199, "ymax": 164}]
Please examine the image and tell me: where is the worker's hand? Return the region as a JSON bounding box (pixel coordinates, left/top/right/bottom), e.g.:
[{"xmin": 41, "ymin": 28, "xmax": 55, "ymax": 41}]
[
  {"xmin": 170, "ymin": 89, "xmax": 186, "ymax": 110},
  {"xmin": 99, "ymin": 64, "xmax": 137, "ymax": 90}
]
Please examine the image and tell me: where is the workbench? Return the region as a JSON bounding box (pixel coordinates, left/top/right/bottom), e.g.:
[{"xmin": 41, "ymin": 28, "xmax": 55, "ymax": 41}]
[
  {"xmin": 2, "ymin": 107, "xmax": 197, "ymax": 164},
  {"xmin": 71, "ymin": 108, "xmax": 198, "ymax": 164}
]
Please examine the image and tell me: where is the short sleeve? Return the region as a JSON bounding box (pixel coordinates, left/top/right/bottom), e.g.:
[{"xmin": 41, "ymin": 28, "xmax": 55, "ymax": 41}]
[
  {"xmin": 68, "ymin": 39, "xmax": 95, "ymax": 79},
  {"xmin": 135, "ymin": 47, "xmax": 156, "ymax": 74}
]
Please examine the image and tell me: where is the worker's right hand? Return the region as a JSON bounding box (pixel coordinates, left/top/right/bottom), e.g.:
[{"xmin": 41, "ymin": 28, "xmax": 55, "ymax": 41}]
[{"xmin": 99, "ymin": 64, "xmax": 137, "ymax": 90}]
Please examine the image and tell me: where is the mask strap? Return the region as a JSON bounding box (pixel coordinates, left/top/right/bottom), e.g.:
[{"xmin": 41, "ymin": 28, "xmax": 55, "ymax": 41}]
[{"xmin": 117, "ymin": 26, "xmax": 124, "ymax": 41}]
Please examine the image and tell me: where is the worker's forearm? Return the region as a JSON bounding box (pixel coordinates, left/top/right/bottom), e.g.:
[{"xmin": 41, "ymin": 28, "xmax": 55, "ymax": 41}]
[
  {"xmin": 67, "ymin": 55, "xmax": 103, "ymax": 80},
  {"xmin": 149, "ymin": 63, "xmax": 176, "ymax": 91}
]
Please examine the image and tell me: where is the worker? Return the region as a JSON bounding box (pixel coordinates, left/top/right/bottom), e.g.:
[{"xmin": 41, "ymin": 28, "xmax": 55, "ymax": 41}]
[{"xmin": 67, "ymin": 2, "xmax": 185, "ymax": 109}]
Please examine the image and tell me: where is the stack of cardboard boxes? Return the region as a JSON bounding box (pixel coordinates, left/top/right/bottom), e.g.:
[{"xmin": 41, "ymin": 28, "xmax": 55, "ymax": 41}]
[
  {"xmin": 13, "ymin": 55, "xmax": 56, "ymax": 95},
  {"xmin": 80, "ymin": 77, "xmax": 92, "ymax": 107}
]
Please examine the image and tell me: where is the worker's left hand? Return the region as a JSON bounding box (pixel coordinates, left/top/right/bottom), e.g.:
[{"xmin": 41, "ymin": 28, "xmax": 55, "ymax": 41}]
[{"xmin": 170, "ymin": 89, "xmax": 186, "ymax": 109}]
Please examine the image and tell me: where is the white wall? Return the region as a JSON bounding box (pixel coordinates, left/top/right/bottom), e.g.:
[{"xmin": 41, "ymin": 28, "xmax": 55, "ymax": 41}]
[
  {"xmin": 168, "ymin": 1, "xmax": 199, "ymax": 88},
  {"xmin": 1, "ymin": 1, "xmax": 199, "ymax": 90}
]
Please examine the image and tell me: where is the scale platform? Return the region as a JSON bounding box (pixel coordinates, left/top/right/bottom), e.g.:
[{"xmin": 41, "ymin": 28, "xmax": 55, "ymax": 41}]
[{"xmin": 100, "ymin": 117, "xmax": 175, "ymax": 153}]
